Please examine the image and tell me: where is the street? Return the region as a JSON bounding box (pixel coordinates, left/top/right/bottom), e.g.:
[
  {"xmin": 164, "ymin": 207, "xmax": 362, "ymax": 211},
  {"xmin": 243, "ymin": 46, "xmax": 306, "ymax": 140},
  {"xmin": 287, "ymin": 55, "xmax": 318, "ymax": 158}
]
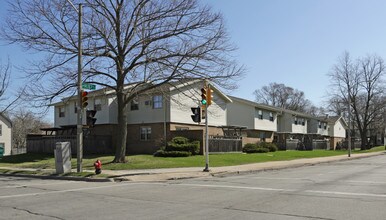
[{"xmin": 1, "ymin": 155, "xmax": 386, "ymax": 220}]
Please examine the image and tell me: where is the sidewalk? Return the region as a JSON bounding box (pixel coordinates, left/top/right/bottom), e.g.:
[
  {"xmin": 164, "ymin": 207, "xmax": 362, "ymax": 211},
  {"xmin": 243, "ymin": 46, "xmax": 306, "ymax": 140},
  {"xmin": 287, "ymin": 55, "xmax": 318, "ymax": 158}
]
[
  {"xmin": 1, "ymin": 151, "xmax": 384, "ymax": 182},
  {"xmin": 103, "ymin": 151, "xmax": 385, "ymax": 182}
]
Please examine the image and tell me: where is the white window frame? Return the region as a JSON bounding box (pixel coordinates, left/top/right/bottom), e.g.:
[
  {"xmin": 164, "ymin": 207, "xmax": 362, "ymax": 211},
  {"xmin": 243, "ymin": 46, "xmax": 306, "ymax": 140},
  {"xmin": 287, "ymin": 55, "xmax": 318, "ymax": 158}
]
[
  {"xmin": 140, "ymin": 127, "xmax": 152, "ymax": 141},
  {"xmin": 130, "ymin": 99, "xmax": 139, "ymax": 111},
  {"xmin": 153, "ymin": 95, "xmax": 163, "ymax": 109},
  {"xmin": 59, "ymin": 107, "xmax": 65, "ymax": 118}
]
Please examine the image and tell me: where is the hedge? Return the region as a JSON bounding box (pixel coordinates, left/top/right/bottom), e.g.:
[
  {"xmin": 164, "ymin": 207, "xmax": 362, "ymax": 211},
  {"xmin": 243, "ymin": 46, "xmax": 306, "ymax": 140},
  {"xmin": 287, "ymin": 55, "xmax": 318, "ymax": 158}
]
[{"xmin": 153, "ymin": 150, "xmax": 191, "ymax": 157}]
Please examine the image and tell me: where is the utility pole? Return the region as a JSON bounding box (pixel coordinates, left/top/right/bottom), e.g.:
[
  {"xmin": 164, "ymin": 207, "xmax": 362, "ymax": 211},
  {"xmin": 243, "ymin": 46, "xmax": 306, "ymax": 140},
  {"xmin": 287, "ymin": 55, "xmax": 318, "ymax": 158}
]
[
  {"xmin": 67, "ymin": 0, "xmax": 83, "ymax": 172},
  {"xmin": 203, "ymin": 82, "xmax": 210, "ymax": 172},
  {"xmin": 348, "ymin": 94, "xmax": 351, "ymax": 157}
]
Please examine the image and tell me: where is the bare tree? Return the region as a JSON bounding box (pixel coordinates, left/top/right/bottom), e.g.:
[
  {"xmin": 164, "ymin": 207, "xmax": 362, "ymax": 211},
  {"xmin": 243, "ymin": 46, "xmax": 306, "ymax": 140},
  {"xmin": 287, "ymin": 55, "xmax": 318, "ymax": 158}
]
[
  {"xmin": 253, "ymin": 82, "xmax": 316, "ymax": 114},
  {"xmin": 11, "ymin": 110, "xmax": 51, "ymax": 150},
  {"xmin": 2, "ymin": 0, "xmax": 244, "ymax": 162},
  {"xmin": 0, "ymin": 58, "xmax": 24, "ymax": 114},
  {"xmin": 328, "ymin": 52, "xmax": 386, "ymax": 149}
]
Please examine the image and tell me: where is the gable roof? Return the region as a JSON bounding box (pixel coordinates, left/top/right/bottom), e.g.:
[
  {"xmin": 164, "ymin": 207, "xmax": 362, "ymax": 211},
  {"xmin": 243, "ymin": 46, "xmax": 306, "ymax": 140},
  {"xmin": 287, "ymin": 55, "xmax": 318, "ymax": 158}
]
[
  {"xmin": 0, "ymin": 113, "xmax": 12, "ymax": 127},
  {"xmin": 50, "ymin": 79, "xmax": 233, "ymax": 106},
  {"xmin": 228, "ymin": 96, "xmax": 281, "ymax": 112}
]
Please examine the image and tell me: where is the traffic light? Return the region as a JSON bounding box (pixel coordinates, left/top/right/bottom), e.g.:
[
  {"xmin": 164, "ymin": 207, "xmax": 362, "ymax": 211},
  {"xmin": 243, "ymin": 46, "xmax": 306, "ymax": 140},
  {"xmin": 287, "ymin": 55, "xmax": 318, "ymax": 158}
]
[
  {"xmin": 201, "ymin": 87, "xmax": 207, "ymax": 105},
  {"xmin": 207, "ymin": 88, "xmax": 213, "ymax": 106},
  {"xmin": 86, "ymin": 110, "xmax": 97, "ymax": 127},
  {"xmin": 201, "ymin": 105, "xmax": 206, "ymax": 119},
  {"xmin": 81, "ymin": 90, "xmax": 88, "ymax": 108},
  {"xmin": 191, "ymin": 107, "xmax": 201, "ymax": 123}
]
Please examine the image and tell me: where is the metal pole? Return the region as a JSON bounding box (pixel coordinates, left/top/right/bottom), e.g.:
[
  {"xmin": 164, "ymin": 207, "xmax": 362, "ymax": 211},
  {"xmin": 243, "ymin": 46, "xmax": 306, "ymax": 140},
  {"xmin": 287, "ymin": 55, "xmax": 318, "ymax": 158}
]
[
  {"xmin": 348, "ymin": 94, "xmax": 351, "ymax": 157},
  {"xmin": 76, "ymin": 4, "xmax": 83, "ymax": 172},
  {"xmin": 203, "ymin": 84, "xmax": 210, "ymax": 172}
]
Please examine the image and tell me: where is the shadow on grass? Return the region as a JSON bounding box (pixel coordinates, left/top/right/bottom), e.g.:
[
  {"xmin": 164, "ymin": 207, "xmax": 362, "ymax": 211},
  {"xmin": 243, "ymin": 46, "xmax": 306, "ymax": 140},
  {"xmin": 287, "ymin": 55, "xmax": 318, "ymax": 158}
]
[{"xmin": 0, "ymin": 153, "xmax": 54, "ymax": 164}]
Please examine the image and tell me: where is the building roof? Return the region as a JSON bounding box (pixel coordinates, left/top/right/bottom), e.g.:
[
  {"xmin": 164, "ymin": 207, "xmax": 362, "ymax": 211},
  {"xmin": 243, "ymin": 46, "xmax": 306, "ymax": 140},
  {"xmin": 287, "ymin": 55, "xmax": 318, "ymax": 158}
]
[{"xmin": 0, "ymin": 112, "xmax": 12, "ymax": 127}]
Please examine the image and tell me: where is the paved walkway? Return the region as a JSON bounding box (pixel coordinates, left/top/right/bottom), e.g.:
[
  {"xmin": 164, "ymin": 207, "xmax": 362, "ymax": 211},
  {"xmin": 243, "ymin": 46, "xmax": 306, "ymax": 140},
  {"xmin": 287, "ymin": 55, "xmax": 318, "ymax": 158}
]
[{"xmin": 1, "ymin": 151, "xmax": 384, "ymax": 182}]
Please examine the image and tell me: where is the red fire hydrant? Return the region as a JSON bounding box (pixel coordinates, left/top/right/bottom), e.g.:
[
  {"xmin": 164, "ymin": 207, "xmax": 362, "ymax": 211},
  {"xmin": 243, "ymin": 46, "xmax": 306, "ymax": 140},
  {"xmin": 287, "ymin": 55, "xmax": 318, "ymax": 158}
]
[{"xmin": 94, "ymin": 159, "xmax": 102, "ymax": 174}]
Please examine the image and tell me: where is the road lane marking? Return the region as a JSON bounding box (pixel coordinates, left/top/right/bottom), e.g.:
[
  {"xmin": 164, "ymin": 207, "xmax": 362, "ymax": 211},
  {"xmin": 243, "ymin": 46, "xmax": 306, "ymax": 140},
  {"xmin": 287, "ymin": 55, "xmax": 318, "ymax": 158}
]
[
  {"xmin": 0, "ymin": 181, "xmax": 76, "ymax": 189},
  {"xmin": 0, "ymin": 182, "xmax": 138, "ymax": 199},
  {"xmin": 172, "ymin": 183, "xmax": 386, "ymax": 198}
]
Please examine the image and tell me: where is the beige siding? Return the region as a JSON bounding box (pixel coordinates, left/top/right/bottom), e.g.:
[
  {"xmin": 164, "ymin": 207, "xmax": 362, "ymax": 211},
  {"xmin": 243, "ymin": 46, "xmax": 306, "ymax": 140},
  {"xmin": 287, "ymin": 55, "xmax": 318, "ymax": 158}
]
[
  {"xmin": 332, "ymin": 120, "xmax": 346, "ymax": 138},
  {"xmin": 170, "ymin": 85, "xmax": 227, "ymax": 126},
  {"xmin": 226, "ymin": 101, "xmax": 254, "ymax": 128},
  {"xmin": 0, "ymin": 115, "xmax": 12, "ymax": 156}
]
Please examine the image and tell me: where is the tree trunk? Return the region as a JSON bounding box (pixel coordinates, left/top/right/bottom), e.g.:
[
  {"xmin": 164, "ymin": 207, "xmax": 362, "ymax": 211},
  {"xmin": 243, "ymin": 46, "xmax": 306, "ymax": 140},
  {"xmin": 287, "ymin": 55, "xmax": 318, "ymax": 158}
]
[
  {"xmin": 360, "ymin": 132, "xmax": 367, "ymax": 150},
  {"xmin": 113, "ymin": 91, "xmax": 128, "ymax": 163}
]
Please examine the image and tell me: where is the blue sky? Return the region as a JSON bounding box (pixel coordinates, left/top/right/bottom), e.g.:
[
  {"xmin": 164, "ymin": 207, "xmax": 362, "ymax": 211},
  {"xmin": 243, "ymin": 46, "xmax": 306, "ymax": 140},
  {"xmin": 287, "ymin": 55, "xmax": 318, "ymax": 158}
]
[
  {"xmin": 206, "ymin": 0, "xmax": 386, "ymax": 104},
  {"xmin": 2, "ymin": 0, "xmax": 386, "ymax": 122}
]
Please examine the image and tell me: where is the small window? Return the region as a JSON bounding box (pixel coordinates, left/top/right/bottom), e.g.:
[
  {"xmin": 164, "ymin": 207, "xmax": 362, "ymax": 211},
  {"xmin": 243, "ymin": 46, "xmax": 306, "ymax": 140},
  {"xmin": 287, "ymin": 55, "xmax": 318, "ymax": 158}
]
[
  {"xmin": 176, "ymin": 127, "xmax": 189, "ymax": 131},
  {"xmin": 140, "ymin": 127, "xmax": 151, "ymax": 140},
  {"xmin": 318, "ymin": 121, "xmax": 322, "ymax": 128},
  {"xmin": 302, "ymin": 119, "xmax": 305, "ymax": 126},
  {"xmin": 130, "ymin": 99, "xmax": 139, "ymax": 111},
  {"xmin": 258, "ymin": 110, "xmax": 263, "ymax": 119},
  {"xmin": 74, "ymin": 102, "xmax": 78, "ymax": 113},
  {"xmin": 59, "ymin": 107, "xmax": 65, "ymax": 118},
  {"xmin": 324, "ymin": 123, "xmax": 327, "ymax": 130},
  {"xmin": 94, "ymin": 98, "xmax": 102, "ymax": 111},
  {"xmin": 0, "ymin": 124, "xmax": 2, "ymax": 136},
  {"xmin": 294, "ymin": 117, "xmax": 298, "ymax": 125},
  {"xmin": 153, "ymin": 95, "xmax": 163, "ymax": 109},
  {"xmin": 269, "ymin": 112, "xmax": 274, "ymax": 121}
]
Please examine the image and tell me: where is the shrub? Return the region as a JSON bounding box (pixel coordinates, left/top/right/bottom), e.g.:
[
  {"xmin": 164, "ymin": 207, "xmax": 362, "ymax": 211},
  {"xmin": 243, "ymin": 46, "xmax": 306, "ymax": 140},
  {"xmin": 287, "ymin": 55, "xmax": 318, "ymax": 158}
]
[
  {"xmin": 255, "ymin": 148, "xmax": 269, "ymax": 153},
  {"xmin": 242, "ymin": 143, "xmax": 258, "ymax": 153},
  {"xmin": 154, "ymin": 136, "xmax": 200, "ymax": 157},
  {"xmin": 153, "ymin": 150, "xmax": 191, "ymax": 157},
  {"xmin": 170, "ymin": 136, "xmax": 189, "ymax": 145},
  {"xmin": 258, "ymin": 142, "xmax": 277, "ymax": 152},
  {"xmin": 165, "ymin": 141, "xmax": 200, "ymax": 155}
]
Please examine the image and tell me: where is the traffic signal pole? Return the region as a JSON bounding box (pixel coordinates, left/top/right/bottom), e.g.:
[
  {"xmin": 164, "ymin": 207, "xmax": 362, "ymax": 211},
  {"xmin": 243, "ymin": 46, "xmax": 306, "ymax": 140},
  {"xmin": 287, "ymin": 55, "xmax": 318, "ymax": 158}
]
[
  {"xmin": 203, "ymin": 98, "xmax": 209, "ymax": 172},
  {"xmin": 76, "ymin": 4, "xmax": 83, "ymax": 173}
]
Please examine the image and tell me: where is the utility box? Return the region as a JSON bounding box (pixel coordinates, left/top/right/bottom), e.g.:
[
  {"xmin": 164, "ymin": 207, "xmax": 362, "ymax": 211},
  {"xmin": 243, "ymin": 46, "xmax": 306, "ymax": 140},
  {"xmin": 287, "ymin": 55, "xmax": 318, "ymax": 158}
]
[{"xmin": 55, "ymin": 142, "xmax": 71, "ymax": 174}]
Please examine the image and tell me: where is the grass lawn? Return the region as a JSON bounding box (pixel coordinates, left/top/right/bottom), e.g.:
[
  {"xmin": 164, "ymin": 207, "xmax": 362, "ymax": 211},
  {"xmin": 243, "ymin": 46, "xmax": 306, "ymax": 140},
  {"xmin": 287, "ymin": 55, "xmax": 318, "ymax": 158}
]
[{"xmin": 0, "ymin": 146, "xmax": 384, "ymax": 170}]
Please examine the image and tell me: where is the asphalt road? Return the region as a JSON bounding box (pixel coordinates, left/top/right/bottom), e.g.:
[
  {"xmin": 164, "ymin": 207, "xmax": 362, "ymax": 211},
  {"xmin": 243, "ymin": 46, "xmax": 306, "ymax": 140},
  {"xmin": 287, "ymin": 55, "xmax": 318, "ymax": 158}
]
[{"xmin": 1, "ymin": 155, "xmax": 386, "ymax": 220}]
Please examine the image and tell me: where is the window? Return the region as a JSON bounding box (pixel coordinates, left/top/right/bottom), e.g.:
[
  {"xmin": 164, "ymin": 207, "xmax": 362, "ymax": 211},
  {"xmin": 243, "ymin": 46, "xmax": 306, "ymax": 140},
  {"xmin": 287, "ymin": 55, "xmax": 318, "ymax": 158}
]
[
  {"xmin": 318, "ymin": 121, "xmax": 322, "ymax": 128},
  {"xmin": 294, "ymin": 117, "xmax": 298, "ymax": 125},
  {"xmin": 59, "ymin": 107, "xmax": 65, "ymax": 118},
  {"xmin": 302, "ymin": 119, "xmax": 305, "ymax": 126},
  {"xmin": 0, "ymin": 125, "xmax": 2, "ymax": 136},
  {"xmin": 130, "ymin": 99, "xmax": 139, "ymax": 111},
  {"xmin": 153, "ymin": 95, "xmax": 162, "ymax": 109},
  {"xmin": 94, "ymin": 98, "xmax": 102, "ymax": 111},
  {"xmin": 74, "ymin": 102, "xmax": 78, "ymax": 114},
  {"xmin": 269, "ymin": 112, "xmax": 274, "ymax": 121},
  {"xmin": 176, "ymin": 127, "xmax": 189, "ymax": 131},
  {"xmin": 258, "ymin": 110, "xmax": 263, "ymax": 119},
  {"xmin": 140, "ymin": 127, "xmax": 151, "ymax": 141},
  {"xmin": 324, "ymin": 123, "xmax": 327, "ymax": 130}
]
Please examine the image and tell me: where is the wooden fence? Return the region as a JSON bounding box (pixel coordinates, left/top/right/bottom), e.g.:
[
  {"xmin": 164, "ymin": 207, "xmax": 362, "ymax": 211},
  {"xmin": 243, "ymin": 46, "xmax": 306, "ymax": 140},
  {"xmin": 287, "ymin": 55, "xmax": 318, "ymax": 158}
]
[
  {"xmin": 27, "ymin": 135, "xmax": 113, "ymax": 155},
  {"xmin": 209, "ymin": 136, "xmax": 242, "ymax": 153}
]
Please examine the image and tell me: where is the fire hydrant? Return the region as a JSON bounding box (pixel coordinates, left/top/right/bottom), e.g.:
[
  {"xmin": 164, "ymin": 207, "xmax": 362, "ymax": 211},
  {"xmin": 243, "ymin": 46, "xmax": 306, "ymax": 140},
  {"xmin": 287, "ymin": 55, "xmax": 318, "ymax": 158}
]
[{"xmin": 94, "ymin": 159, "xmax": 102, "ymax": 174}]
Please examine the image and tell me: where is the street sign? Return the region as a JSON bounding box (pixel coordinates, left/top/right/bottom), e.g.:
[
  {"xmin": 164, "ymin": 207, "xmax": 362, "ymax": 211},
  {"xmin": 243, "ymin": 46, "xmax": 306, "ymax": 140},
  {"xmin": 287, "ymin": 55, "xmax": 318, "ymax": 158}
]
[{"xmin": 82, "ymin": 83, "xmax": 96, "ymax": 90}]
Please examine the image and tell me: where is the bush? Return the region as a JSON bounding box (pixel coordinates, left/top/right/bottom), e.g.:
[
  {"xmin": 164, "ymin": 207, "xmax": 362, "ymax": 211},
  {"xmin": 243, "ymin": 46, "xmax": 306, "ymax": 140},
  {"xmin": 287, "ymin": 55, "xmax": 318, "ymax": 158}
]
[
  {"xmin": 170, "ymin": 136, "xmax": 189, "ymax": 145},
  {"xmin": 154, "ymin": 136, "xmax": 200, "ymax": 157},
  {"xmin": 258, "ymin": 142, "xmax": 277, "ymax": 152},
  {"xmin": 242, "ymin": 143, "xmax": 258, "ymax": 153},
  {"xmin": 255, "ymin": 148, "xmax": 269, "ymax": 153},
  {"xmin": 243, "ymin": 142, "xmax": 277, "ymax": 153},
  {"xmin": 153, "ymin": 150, "xmax": 191, "ymax": 157},
  {"xmin": 165, "ymin": 141, "xmax": 200, "ymax": 155}
]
